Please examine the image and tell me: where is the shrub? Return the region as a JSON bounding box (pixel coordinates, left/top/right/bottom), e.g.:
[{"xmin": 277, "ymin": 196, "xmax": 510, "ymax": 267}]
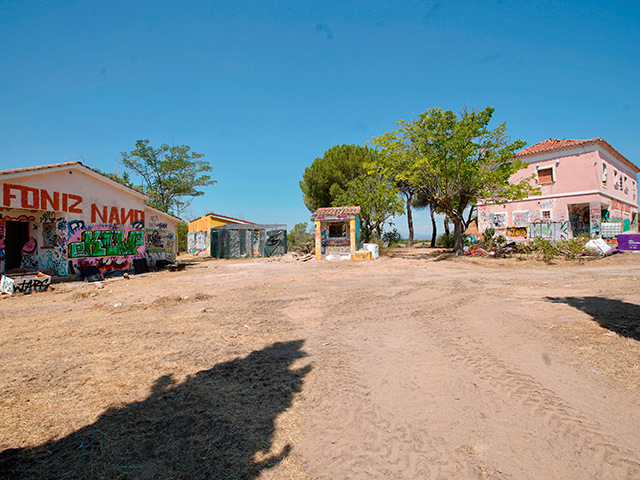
[
  {"xmin": 556, "ymin": 236, "xmax": 588, "ymax": 259},
  {"xmin": 287, "ymin": 222, "xmax": 315, "ymax": 254},
  {"xmin": 382, "ymin": 228, "xmax": 402, "ymax": 246},
  {"xmin": 482, "ymin": 227, "xmax": 496, "ymax": 246},
  {"xmin": 531, "ymin": 238, "xmax": 559, "ymax": 263},
  {"xmin": 436, "ymin": 233, "xmax": 455, "ymax": 248}
]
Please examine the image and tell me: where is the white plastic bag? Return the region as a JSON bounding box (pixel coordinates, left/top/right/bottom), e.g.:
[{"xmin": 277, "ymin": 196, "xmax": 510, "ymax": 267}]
[{"xmin": 585, "ymin": 238, "xmax": 611, "ymax": 255}]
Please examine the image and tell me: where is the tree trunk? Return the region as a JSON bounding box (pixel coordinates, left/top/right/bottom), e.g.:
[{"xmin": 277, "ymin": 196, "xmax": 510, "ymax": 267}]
[
  {"xmin": 430, "ymin": 207, "xmax": 437, "ymax": 248},
  {"xmin": 444, "ymin": 215, "xmax": 450, "ymax": 236},
  {"xmin": 453, "ymin": 218, "xmax": 464, "ymax": 255},
  {"xmin": 463, "ymin": 205, "xmax": 476, "ymax": 231},
  {"xmin": 406, "ymin": 193, "xmax": 414, "ymax": 248}
]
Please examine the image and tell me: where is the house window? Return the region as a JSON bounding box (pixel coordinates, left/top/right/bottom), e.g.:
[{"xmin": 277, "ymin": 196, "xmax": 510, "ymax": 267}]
[
  {"xmin": 329, "ymin": 223, "xmax": 348, "ymax": 238},
  {"xmin": 602, "ymin": 163, "xmax": 607, "ymax": 187},
  {"xmin": 512, "ymin": 211, "xmax": 529, "ymax": 227},
  {"xmin": 537, "ymin": 167, "xmax": 554, "ymax": 184},
  {"xmin": 541, "ymin": 210, "xmax": 552, "ymax": 221},
  {"xmin": 489, "ymin": 213, "xmax": 507, "ymax": 228},
  {"xmin": 613, "ymin": 170, "xmax": 619, "ymax": 190}
]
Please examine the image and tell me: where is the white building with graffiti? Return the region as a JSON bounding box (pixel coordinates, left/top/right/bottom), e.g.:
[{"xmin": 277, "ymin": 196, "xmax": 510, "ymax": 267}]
[
  {"xmin": 0, "ymin": 162, "xmax": 181, "ymax": 277},
  {"xmin": 477, "ymin": 138, "xmax": 640, "ymax": 241}
]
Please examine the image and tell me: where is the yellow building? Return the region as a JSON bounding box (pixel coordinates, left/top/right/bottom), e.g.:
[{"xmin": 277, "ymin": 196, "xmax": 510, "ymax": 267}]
[{"xmin": 187, "ymin": 213, "xmax": 255, "ymax": 255}]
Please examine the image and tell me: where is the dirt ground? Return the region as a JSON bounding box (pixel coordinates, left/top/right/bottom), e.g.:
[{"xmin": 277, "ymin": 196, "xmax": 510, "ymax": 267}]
[{"xmin": 1, "ymin": 249, "xmax": 640, "ymax": 479}]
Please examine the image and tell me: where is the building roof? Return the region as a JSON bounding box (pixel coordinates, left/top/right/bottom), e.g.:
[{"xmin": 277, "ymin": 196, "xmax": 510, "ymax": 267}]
[
  {"xmin": 203, "ymin": 212, "xmax": 256, "ymax": 224},
  {"xmin": 0, "ymin": 161, "xmax": 82, "ymax": 176},
  {"xmin": 517, "ymin": 138, "xmax": 640, "ymax": 173},
  {"xmin": 0, "ymin": 161, "xmax": 148, "ymax": 199},
  {"xmin": 312, "ymin": 206, "xmax": 361, "ymax": 219},
  {"xmin": 0, "ymin": 161, "xmax": 185, "ymax": 221}
]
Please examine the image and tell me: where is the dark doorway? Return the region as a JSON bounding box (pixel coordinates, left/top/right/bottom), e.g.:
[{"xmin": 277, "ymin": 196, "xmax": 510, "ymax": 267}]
[{"xmin": 5, "ymin": 221, "xmax": 29, "ymax": 270}]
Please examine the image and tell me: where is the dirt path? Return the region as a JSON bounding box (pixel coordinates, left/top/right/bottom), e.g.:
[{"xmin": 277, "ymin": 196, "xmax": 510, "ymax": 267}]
[{"xmin": 1, "ymin": 251, "xmax": 640, "ymax": 479}]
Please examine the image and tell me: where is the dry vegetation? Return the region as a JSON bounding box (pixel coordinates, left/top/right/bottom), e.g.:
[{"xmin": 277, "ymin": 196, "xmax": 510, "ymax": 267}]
[{"xmin": 1, "ymin": 250, "xmax": 639, "ymax": 479}]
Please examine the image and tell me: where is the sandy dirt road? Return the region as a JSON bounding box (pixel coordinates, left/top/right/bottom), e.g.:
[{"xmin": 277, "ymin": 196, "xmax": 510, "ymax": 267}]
[{"xmin": 1, "ymin": 250, "xmax": 640, "ymax": 479}]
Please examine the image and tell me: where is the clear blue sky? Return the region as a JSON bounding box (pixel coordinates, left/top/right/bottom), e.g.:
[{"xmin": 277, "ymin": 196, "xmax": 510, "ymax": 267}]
[{"xmin": 2, "ymin": 0, "xmax": 639, "ymax": 237}]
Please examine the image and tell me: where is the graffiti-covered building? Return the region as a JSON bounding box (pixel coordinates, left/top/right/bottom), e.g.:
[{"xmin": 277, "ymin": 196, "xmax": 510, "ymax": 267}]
[
  {"xmin": 188, "ymin": 212, "xmax": 255, "ymax": 255},
  {"xmin": 312, "ymin": 206, "xmax": 362, "ymax": 260},
  {"xmin": 0, "ymin": 162, "xmax": 180, "ymax": 277},
  {"xmin": 477, "ymin": 138, "xmax": 640, "ymax": 241}
]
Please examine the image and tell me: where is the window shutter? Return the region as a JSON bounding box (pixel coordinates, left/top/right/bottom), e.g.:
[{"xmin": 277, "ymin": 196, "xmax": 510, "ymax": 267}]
[{"xmin": 538, "ymin": 167, "xmax": 553, "ymax": 184}]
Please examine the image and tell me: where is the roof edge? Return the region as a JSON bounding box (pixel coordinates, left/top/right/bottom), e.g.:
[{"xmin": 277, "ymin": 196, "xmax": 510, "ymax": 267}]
[{"xmin": 517, "ymin": 138, "xmax": 640, "ymax": 174}]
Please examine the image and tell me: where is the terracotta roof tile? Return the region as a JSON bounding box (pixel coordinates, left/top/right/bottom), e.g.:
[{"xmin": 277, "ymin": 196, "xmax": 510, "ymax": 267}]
[
  {"xmin": 517, "ymin": 138, "xmax": 639, "ymax": 173},
  {"xmin": 312, "ymin": 206, "xmax": 361, "ymax": 218},
  {"xmin": 0, "ymin": 161, "xmax": 82, "ymax": 175}
]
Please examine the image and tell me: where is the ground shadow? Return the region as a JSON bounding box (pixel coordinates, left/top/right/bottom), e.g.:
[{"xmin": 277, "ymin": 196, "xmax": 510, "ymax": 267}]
[
  {"xmin": 547, "ymin": 296, "xmax": 640, "ymax": 340},
  {"xmin": 0, "ymin": 340, "xmax": 310, "ymax": 479},
  {"xmin": 385, "ymin": 248, "xmax": 455, "ymax": 261}
]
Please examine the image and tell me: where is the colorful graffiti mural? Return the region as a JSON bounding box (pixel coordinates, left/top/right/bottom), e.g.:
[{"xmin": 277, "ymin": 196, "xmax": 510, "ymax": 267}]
[
  {"xmin": 68, "ymin": 229, "xmax": 144, "ymax": 258},
  {"xmin": 187, "ymin": 230, "xmax": 209, "ymax": 254},
  {"xmin": 506, "ymin": 226, "xmax": 528, "ymax": 237},
  {"xmin": 589, "ymin": 202, "xmax": 601, "ymax": 238},
  {"xmin": 65, "ymin": 223, "xmax": 145, "ymax": 275},
  {"xmin": 39, "ymin": 217, "xmax": 69, "ymax": 276},
  {"xmin": 569, "ymin": 205, "xmax": 590, "ymax": 237},
  {"xmin": 0, "ymin": 221, "xmax": 4, "ymax": 263},
  {"xmin": 21, "ymin": 237, "xmax": 38, "ymax": 270}
]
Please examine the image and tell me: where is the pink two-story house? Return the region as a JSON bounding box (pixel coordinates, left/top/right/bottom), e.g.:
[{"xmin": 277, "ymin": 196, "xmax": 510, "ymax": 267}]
[{"xmin": 477, "ymin": 138, "xmax": 640, "ymax": 240}]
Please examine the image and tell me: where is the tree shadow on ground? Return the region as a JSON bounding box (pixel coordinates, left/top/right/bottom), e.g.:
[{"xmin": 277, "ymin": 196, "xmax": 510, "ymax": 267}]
[
  {"xmin": 547, "ymin": 296, "xmax": 640, "ymax": 340},
  {"xmin": 385, "ymin": 248, "xmax": 455, "ymax": 261},
  {"xmin": 0, "ymin": 340, "xmax": 310, "ymax": 480}
]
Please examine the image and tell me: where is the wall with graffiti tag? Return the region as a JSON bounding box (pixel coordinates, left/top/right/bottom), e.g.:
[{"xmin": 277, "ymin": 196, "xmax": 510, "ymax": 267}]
[
  {"xmin": 1, "ymin": 165, "xmax": 180, "ymax": 276},
  {"xmin": 188, "ymin": 230, "xmax": 209, "ymax": 255},
  {"xmin": 145, "ymin": 229, "xmax": 175, "ymax": 265}
]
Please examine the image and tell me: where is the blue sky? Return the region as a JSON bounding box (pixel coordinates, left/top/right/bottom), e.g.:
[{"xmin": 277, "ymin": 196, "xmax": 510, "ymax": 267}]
[{"xmin": 2, "ymin": 0, "xmax": 639, "ymax": 237}]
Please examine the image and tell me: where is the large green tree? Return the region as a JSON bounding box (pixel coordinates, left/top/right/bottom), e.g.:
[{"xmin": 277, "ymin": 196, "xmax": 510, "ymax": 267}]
[
  {"xmin": 381, "ymin": 107, "xmax": 538, "ymax": 255},
  {"xmin": 369, "ymin": 131, "xmax": 423, "ymax": 247},
  {"xmin": 121, "ymin": 139, "xmax": 215, "ymax": 217},
  {"xmin": 300, "ymin": 144, "xmax": 374, "ymax": 212},
  {"xmin": 333, "ymin": 174, "xmax": 405, "ymax": 241}
]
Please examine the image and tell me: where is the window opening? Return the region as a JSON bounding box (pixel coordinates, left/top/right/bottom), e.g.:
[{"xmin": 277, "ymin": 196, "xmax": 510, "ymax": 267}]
[
  {"xmin": 329, "ymin": 223, "xmax": 348, "ymax": 238},
  {"xmin": 4, "ymin": 221, "xmax": 30, "ymax": 270},
  {"xmin": 537, "ymin": 167, "xmax": 553, "ymax": 184}
]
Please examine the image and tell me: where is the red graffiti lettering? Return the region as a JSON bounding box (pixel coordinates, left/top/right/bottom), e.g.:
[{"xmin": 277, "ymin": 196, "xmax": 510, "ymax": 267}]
[
  {"xmin": 3, "ymin": 184, "xmax": 83, "ymax": 214},
  {"xmin": 68, "ymin": 194, "xmax": 82, "ymax": 213},
  {"xmin": 40, "ymin": 190, "xmax": 59, "ymax": 210},
  {"xmin": 91, "ymin": 204, "xmax": 108, "ymax": 223}
]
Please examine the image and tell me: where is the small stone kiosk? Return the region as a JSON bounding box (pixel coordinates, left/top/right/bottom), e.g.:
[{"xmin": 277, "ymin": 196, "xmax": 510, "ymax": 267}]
[{"xmin": 312, "ymin": 206, "xmax": 371, "ymax": 261}]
